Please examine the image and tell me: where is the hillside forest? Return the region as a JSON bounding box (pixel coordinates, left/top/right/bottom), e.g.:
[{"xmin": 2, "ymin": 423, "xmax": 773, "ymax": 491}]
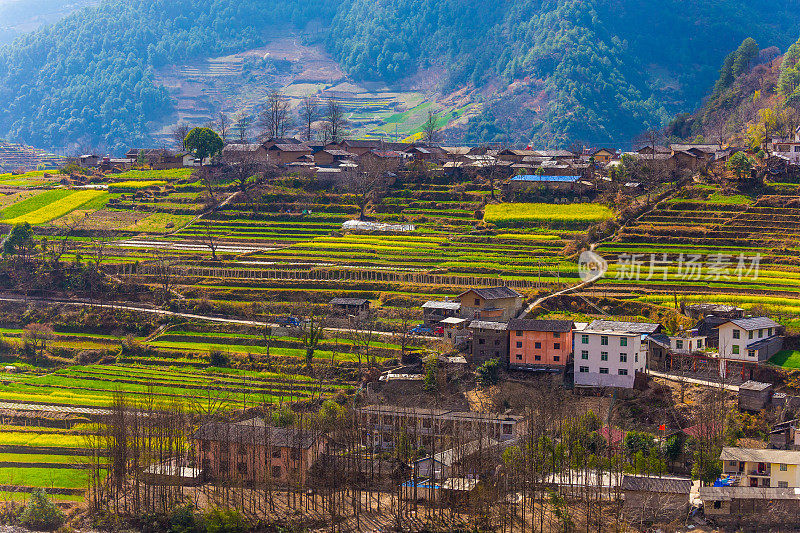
[{"xmin": 2, "ymin": 0, "xmax": 800, "ymax": 152}]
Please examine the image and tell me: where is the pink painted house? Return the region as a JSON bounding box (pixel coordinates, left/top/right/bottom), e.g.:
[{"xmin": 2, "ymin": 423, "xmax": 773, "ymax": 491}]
[{"xmin": 507, "ymin": 319, "xmax": 574, "ymax": 370}]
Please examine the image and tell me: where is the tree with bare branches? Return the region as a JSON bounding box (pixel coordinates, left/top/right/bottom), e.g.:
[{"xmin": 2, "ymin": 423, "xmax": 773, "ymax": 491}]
[
  {"xmin": 322, "ymin": 97, "xmax": 347, "ymax": 144},
  {"xmin": 422, "ymin": 109, "xmax": 439, "ymax": 145},
  {"xmin": 261, "ymin": 90, "xmax": 292, "ymax": 139},
  {"xmin": 232, "ymin": 110, "xmax": 252, "ymax": 142},
  {"xmin": 301, "ymin": 95, "xmax": 318, "ymax": 141},
  {"xmin": 216, "ymin": 111, "xmax": 230, "ymax": 143},
  {"xmin": 171, "ymin": 123, "xmax": 190, "ymax": 151},
  {"xmin": 343, "ymin": 156, "xmax": 393, "ymax": 220}
]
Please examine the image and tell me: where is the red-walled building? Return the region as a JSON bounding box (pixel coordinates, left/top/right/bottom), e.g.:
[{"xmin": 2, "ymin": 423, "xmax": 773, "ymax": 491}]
[{"xmin": 508, "ymin": 319, "xmax": 574, "ymax": 370}]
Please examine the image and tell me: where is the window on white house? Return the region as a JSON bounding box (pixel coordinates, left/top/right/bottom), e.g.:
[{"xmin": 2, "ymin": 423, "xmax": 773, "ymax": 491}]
[
  {"xmin": 581, "ymin": 350, "xmax": 588, "ymax": 359},
  {"xmin": 748, "ymin": 350, "xmax": 756, "ymax": 358},
  {"xmin": 676, "ymin": 340, "xmax": 683, "ymax": 349},
  {"xmin": 579, "ymin": 366, "xmax": 589, "ymax": 373},
  {"xmin": 601, "ymin": 336, "xmax": 609, "ymax": 346},
  {"xmin": 582, "ymin": 335, "xmax": 589, "ymax": 344},
  {"xmin": 601, "ymin": 352, "xmax": 608, "ymax": 361},
  {"xmin": 620, "ymin": 353, "xmax": 627, "ymax": 363},
  {"xmin": 748, "ymin": 331, "xmax": 753, "ymax": 340},
  {"xmin": 732, "ymin": 345, "xmax": 740, "ymax": 355},
  {"xmin": 759, "ymin": 329, "xmax": 764, "ymax": 338},
  {"xmin": 599, "ymin": 368, "xmax": 609, "ymax": 374},
  {"xmin": 620, "ymin": 337, "xmax": 627, "ymax": 347},
  {"xmin": 618, "ymin": 369, "xmax": 628, "ymax": 376},
  {"xmin": 733, "ymin": 330, "xmax": 740, "ymax": 339}
]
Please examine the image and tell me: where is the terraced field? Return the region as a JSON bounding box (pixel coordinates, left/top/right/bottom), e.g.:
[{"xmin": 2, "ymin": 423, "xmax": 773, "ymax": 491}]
[{"xmin": 594, "ymin": 193, "xmax": 800, "ymax": 314}]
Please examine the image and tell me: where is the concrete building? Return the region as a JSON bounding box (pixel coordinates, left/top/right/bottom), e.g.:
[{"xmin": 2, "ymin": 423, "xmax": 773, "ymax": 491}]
[
  {"xmin": 573, "ymin": 320, "xmax": 662, "ymax": 389},
  {"xmin": 507, "ymin": 319, "xmax": 574, "ymax": 371},
  {"xmin": 356, "ymin": 405, "xmax": 524, "ymax": 450},
  {"xmin": 468, "ymin": 320, "xmax": 508, "ymax": 365},
  {"xmin": 422, "ymin": 300, "xmax": 461, "ymax": 327},
  {"xmin": 738, "ymin": 381, "xmax": 774, "ymax": 411}
]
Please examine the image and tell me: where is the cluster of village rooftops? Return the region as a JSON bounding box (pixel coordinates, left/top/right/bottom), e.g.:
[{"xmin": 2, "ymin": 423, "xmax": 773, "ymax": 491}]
[
  {"xmin": 415, "ymin": 288, "xmax": 783, "ymax": 388},
  {"xmin": 74, "ymin": 139, "xmax": 732, "ymax": 189}
]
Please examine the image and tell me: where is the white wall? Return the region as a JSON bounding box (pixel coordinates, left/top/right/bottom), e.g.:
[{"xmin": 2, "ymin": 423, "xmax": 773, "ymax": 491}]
[{"xmin": 573, "ymin": 330, "xmax": 646, "ymax": 388}]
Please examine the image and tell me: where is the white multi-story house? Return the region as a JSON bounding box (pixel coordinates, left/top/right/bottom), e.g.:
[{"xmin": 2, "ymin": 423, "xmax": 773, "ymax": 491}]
[
  {"xmin": 573, "ymin": 320, "xmax": 662, "ymax": 389},
  {"xmin": 716, "ymin": 317, "xmax": 783, "ymax": 378},
  {"xmin": 768, "ymin": 133, "xmax": 800, "ymax": 164}
]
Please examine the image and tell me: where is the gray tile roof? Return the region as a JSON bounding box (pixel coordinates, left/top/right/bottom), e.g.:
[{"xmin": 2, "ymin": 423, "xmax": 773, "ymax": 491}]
[
  {"xmin": 727, "ymin": 317, "xmax": 781, "ymax": 331},
  {"xmin": 462, "ymin": 286, "xmax": 522, "ymax": 300},
  {"xmin": 330, "ymin": 297, "xmax": 369, "ymax": 306},
  {"xmin": 699, "ymin": 486, "xmax": 800, "ymax": 501},
  {"xmin": 621, "ymin": 475, "xmax": 692, "ymax": 494},
  {"xmin": 507, "ymin": 319, "xmax": 573, "ymax": 333},
  {"xmin": 586, "ymin": 320, "xmax": 661, "ymax": 334},
  {"xmin": 193, "ymin": 420, "xmax": 318, "ymax": 449},
  {"xmin": 719, "ymin": 447, "xmax": 800, "ymax": 464}
]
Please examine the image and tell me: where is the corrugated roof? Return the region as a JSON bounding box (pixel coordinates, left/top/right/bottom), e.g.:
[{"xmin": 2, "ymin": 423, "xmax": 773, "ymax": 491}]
[
  {"xmin": 739, "ymin": 381, "xmax": 773, "ymax": 392},
  {"xmin": 621, "ymin": 475, "xmax": 692, "ymax": 494},
  {"xmin": 507, "ymin": 319, "xmax": 573, "ymax": 332},
  {"xmin": 720, "ymin": 447, "xmax": 800, "ymax": 464},
  {"xmin": 422, "ymin": 301, "xmax": 461, "ymax": 310},
  {"xmin": 468, "ymin": 320, "xmax": 507, "ymax": 331},
  {"xmin": 586, "ymin": 320, "xmax": 661, "ymax": 334},
  {"xmin": 461, "ymin": 286, "xmax": 522, "ymax": 300},
  {"xmin": 222, "ymin": 143, "xmax": 262, "ymax": 152}
]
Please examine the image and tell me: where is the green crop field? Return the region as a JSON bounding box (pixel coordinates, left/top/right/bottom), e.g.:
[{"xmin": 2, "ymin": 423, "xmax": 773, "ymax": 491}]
[
  {"xmin": 112, "ymin": 169, "xmax": 193, "ymax": 181},
  {"xmin": 1, "ymin": 189, "xmax": 108, "ymax": 224},
  {"xmin": 484, "ymin": 203, "xmax": 614, "ymax": 227},
  {"xmin": 769, "ymin": 350, "xmax": 800, "ymax": 369}
]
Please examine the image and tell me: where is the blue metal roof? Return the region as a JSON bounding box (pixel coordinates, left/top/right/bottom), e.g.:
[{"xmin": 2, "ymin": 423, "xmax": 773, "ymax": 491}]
[{"xmin": 511, "ymin": 175, "xmax": 581, "ymax": 183}]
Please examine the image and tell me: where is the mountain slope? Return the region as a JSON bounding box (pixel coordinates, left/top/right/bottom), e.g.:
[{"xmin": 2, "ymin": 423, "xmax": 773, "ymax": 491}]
[{"xmin": 1, "ymin": 0, "xmax": 800, "ymax": 152}]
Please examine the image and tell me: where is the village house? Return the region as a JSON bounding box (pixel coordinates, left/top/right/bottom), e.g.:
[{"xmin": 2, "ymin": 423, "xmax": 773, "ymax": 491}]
[
  {"xmin": 621, "ymin": 475, "xmax": 692, "ymax": 524},
  {"xmin": 468, "ymin": 320, "xmax": 508, "ymax": 365},
  {"xmin": 533, "ymin": 149, "xmax": 577, "ymax": 162},
  {"xmin": 716, "ymin": 317, "xmax": 783, "ymax": 379},
  {"xmin": 457, "ymin": 286, "xmax": 523, "ymax": 322},
  {"xmin": 267, "ymin": 143, "xmax": 313, "ymax": 165},
  {"xmin": 681, "ymin": 303, "xmax": 745, "ymax": 321},
  {"xmin": 700, "ymin": 486, "xmax": 800, "ymax": 526},
  {"xmin": 441, "ymin": 317, "xmax": 469, "ymax": 344},
  {"xmin": 504, "ymin": 175, "xmax": 589, "ymax": 197},
  {"xmin": 314, "ymin": 149, "xmax": 358, "ymax": 167},
  {"xmin": 221, "ymin": 143, "xmax": 269, "ymax": 165},
  {"xmin": 767, "ymin": 133, "xmax": 800, "ymax": 164},
  {"xmin": 358, "ymin": 149, "xmax": 406, "ymax": 171},
  {"xmin": 193, "ymin": 419, "xmax": 325, "ymax": 486},
  {"xmin": 591, "ymin": 148, "xmax": 616, "ymax": 165},
  {"xmin": 507, "ymin": 319, "xmax": 574, "ymax": 371},
  {"xmin": 573, "ymin": 320, "xmax": 662, "ymax": 389},
  {"xmin": 738, "ymin": 381, "xmax": 774, "ymax": 411},
  {"xmin": 357, "ymin": 405, "xmax": 524, "ymax": 450},
  {"xmin": 422, "ymin": 300, "xmax": 461, "ymax": 327},
  {"xmin": 78, "ymin": 154, "xmax": 100, "ymax": 168},
  {"xmin": 720, "ymin": 447, "xmax": 800, "ymax": 488},
  {"xmin": 329, "ymin": 297, "xmax": 370, "ymax": 321},
  {"xmin": 261, "ymin": 137, "xmax": 303, "ymax": 149}
]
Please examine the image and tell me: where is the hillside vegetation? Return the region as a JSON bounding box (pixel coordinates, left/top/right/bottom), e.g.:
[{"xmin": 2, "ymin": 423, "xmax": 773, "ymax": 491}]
[{"xmin": 1, "ymin": 0, "xmax": 800, "ymax": 151}]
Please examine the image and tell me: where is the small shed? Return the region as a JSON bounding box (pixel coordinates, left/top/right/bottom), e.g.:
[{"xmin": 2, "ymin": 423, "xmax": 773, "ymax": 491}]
[
  {"xmin": 738, "ymin": 381, "xmax": 774, "ymax": 411},
  {"xmin": 329, "ymin": 297, "xmax": 370, "ymax": 319},
  {"xmin": 441, "ymin": 317, "xmax": 469, "ymax": 344},
  {"xmin": 422, "ymin": 300, "xmax": 461, "ymax": 326},
  {"xmin": 621, "ymin": 475, "xmax": 692, "ymax": 523}
]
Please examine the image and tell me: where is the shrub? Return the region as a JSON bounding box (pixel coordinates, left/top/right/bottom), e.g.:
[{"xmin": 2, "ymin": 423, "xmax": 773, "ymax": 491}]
[
  {"xmin": 476, "ymin": 359, "xmax": 500, "ymax": 387},
  {"xmin": 19, "ymin": 490, "xmax": 65, "ymax": 531},
  {"xmin": 168, "ymin": 504, "xmax": 201, "ymax": 533},
  {"xmin": 209, "ymin": 350, "xmax": 230, "ymax": 368},
  {"xmin": 272, "ymin": 405, "xmax": 295, "ymax": 427},
  {"xmin": 204, "ymin": 507, "xmax": 247, "ymax": 533}
]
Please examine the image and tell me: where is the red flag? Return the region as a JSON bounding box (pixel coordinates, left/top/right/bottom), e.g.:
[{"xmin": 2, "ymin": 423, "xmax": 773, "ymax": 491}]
[{"xmin": 659, "ymin": 424, "xmax": 666, "ymax": 431}]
